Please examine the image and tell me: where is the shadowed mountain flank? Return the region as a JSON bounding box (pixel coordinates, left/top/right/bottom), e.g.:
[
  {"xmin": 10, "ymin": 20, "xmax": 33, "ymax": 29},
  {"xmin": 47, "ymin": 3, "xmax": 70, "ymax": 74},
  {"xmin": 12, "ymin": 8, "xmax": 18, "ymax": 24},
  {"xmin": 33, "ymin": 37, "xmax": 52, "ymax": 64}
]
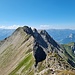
[
  {"xmin": 33, "ymin": 28, "xmax": 48, "ymax": 48},
  {"xmin": 39, "ymin": 30, "xmax": 61, "ymax": 49},
  {"xmin": 33, "ymin": 42, "xmax": 46, "ymax": 67}
]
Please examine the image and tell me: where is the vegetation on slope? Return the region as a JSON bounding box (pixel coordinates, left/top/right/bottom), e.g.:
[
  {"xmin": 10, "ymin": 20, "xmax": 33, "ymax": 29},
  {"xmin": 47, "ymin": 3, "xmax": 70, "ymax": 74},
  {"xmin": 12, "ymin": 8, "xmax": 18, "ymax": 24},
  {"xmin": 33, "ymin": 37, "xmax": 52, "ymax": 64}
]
[
  {"xmin": 62, "ymin": 42, "xmax": 75, "ymax": 68},
  {"xmin": 9, "ymin": 53, "xmax": 35, "ymax": 75}
]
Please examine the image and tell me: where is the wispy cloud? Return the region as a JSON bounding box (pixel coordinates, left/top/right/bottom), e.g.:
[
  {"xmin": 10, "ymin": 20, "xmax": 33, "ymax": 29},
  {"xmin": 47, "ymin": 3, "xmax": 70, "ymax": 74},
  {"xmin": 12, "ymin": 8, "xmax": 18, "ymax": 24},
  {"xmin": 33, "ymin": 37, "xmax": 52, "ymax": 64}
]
[
  {"xmin": 0, "ymin": 25, "xmax": 24, "ymax": 29},
  {"xmin": 40, "ymin": 25, "xmax": 54, "ymax": 29},
  {"xmin": 40, "ymin": 24, "xmax": 75, "ymax": 29},
  {"xmin": 0, "ymin": 24, "xmax": 75, "ymax": 29}
]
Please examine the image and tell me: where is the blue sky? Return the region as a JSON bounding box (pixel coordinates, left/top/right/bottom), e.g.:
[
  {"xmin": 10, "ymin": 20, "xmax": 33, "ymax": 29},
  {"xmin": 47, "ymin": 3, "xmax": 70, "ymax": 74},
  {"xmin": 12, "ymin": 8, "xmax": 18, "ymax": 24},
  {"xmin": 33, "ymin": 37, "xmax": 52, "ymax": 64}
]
[{"xmin": 0, "ymin": 0, "xmax": 75, "ymax": 29}]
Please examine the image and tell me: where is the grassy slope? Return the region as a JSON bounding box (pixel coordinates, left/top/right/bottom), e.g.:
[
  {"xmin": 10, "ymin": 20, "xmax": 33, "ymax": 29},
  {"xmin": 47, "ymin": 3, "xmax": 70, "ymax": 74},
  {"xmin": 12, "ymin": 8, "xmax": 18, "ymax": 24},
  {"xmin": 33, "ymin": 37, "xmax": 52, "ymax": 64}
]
[
  {"xmin": 9, "ymin": 53, "xmax": 35, "ymax": 75},
  {"xmin": 62, "ymin": 42, "xmax": 75, "ymax": 68},
  {"xmin": 0, "ymin": 28, "xmax": 35, "ymax": 75}
]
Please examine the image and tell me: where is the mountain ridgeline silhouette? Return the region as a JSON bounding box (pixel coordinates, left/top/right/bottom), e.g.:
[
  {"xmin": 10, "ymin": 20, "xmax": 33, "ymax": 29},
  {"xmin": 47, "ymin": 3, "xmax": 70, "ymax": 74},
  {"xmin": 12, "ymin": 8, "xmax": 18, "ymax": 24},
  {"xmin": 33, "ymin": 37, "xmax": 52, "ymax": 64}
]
[{"xmin": 0, "ymin": 26, "xmax": 75, "ymax": 75}]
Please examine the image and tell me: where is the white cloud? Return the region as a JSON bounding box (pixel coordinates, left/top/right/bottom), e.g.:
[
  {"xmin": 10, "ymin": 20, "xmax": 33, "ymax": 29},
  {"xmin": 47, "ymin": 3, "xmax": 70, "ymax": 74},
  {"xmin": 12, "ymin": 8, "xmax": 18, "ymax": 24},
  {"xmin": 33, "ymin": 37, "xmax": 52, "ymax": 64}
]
[
  {"xmin": 0, "ymin": 25, "xmax": 24, "ymax": 29},
  {"xmin": 0, "ymin": 24, "xmax": 75, "ymax": 29},
  {"xmin": 39, "ymin": 25, "xmax": 56, "ymax": 29},
  {"xmin": 39, "ymin": 24, "xmax": 75, "ymax": 29}
]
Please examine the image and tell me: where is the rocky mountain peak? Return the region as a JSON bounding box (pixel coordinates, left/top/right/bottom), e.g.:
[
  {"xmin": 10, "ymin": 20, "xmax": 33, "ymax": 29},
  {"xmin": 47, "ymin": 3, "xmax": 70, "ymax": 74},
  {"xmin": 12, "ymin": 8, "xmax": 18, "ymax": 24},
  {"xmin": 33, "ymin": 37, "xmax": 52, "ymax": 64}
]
[
  {"xmin": 14, "ymin": 26, "xmax": 33, "ymax": 35},
  {"xmin": 39, "ymin": 30, "xmax": 61, "ymax": 49},
  {"xmin": 0, "ymin": 26, "xmax": 75, "ymax": 75},
  {"xmin": 22, "ymin": 26, "xmax": 33, "ymax": 35},
  {"xmin": 33, "ymin": 28, "xmax": 39, "ymax": 38},
  {"xmin": 39, "ymin": 30, "xmax": 47, "ymax": 35}
]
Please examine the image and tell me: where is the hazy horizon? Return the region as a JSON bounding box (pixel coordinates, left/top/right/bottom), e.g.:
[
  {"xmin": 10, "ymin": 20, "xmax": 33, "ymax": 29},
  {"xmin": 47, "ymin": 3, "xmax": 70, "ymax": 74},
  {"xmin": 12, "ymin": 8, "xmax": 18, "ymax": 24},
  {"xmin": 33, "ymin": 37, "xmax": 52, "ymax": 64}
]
[{"xmin": 1, "ymin": 25, "xmax": 75, "ymax": 30}]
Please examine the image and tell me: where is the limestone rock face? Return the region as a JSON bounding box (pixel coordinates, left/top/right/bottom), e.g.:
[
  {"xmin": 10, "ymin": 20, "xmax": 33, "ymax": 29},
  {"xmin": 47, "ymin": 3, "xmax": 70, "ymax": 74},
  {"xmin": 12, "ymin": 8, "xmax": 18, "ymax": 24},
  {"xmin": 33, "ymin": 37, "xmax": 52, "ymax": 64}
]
[{"xmin": 0, "ymin": 26, "xmax": 75, "ymax": 75}]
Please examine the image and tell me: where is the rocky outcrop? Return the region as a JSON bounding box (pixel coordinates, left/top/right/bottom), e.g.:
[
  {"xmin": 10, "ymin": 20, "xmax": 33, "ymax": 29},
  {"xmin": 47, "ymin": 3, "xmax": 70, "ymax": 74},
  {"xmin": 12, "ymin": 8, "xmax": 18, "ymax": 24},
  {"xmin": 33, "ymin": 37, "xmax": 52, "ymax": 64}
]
[
  {"xmin": 33, "ymin": 41, "xmax": 46, "ymax": 67},
  {"xmin": 33, "ymin": 29, "xmax": 48, "ymax": 48},
  {"xmin": 72, "ymin": 42, "xmax": 75, "ymax": 54},
  {"xmin": 39, "ymin": 30, "xmax": 61, "ymax": 49}
]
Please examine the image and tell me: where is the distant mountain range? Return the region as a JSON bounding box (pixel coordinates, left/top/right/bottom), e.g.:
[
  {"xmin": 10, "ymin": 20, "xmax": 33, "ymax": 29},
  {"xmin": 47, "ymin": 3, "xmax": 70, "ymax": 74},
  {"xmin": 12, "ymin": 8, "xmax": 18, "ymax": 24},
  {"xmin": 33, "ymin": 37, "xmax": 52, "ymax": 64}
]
[
  {"xmin": 46, "ymin": 29, "xmax": 75, "ymax": 44},
  {"xmin": 0, "ymin": 29, "xmax": 15, "ymax": 40},
  {"xmin": 61, "ymin": 33, "xmax": 75, "ymax": 44},
  {"xmin": 1, "ymin": 29, "xmax": 75, "ymax": 44}
]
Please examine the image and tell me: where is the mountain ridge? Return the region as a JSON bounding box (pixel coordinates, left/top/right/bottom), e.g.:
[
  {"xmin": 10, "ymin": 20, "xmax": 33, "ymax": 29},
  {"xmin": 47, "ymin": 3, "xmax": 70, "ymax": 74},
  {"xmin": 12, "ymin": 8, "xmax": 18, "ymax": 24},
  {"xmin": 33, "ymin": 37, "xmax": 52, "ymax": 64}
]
[
  {"xmin": 62, "ymin": 33, "xmax": 75, "ymax": 44},
  {"xmin": 0, "ymin": 26, "xmax": 75, "ymax": 75},
  {"xmin": 47, "ymin": 29, "xmax": 75, "ymax": 44}
]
